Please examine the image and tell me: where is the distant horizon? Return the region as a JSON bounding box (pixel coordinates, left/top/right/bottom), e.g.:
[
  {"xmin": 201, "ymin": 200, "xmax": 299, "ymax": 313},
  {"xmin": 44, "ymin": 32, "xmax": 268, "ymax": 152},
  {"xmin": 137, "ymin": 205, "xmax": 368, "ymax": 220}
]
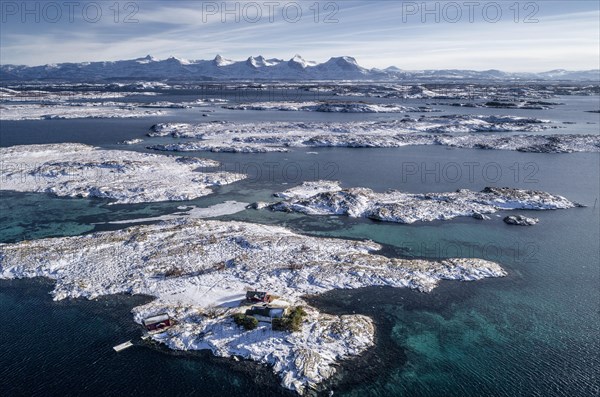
[
  {"xmin": 1, "ymin": 1, "xmax": 598, "ymax": 72},
  {"xmin": 3, "ymin": 53, "xmax": 599, "ymax": 74}
]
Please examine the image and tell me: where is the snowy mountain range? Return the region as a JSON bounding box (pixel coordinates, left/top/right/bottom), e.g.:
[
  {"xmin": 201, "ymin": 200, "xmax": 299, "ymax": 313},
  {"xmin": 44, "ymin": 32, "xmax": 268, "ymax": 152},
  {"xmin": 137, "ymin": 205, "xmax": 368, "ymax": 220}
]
[{"xmin": 1, "ymin": 55, "xmax": 598, "ymax": 82}]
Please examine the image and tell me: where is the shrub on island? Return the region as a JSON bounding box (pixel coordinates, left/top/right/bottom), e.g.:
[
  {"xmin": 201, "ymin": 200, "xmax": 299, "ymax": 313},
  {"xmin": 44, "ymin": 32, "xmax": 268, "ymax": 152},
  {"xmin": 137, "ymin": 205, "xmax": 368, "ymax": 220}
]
[
  {"xmin": 272, "ymin": 306, "xmax": 307, "ymax": 332},
  {"xmin": 232, "ymin": 313, "xmax": 259, "ymax": 330}
]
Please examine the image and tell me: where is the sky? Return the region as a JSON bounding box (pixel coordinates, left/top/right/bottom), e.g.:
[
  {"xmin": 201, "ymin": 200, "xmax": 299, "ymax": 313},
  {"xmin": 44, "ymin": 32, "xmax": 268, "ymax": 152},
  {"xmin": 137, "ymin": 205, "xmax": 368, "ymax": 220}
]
[{"xmin": 0, "ymin": 0, "xmax": 599, "ymax": 71}]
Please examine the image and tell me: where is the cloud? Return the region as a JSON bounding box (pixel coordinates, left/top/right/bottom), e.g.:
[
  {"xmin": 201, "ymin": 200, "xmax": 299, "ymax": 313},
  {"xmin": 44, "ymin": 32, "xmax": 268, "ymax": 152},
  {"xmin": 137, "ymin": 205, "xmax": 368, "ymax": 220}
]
[{"xmin": 1, "ymin": 0, "xmax": 598, "ymax": 71}]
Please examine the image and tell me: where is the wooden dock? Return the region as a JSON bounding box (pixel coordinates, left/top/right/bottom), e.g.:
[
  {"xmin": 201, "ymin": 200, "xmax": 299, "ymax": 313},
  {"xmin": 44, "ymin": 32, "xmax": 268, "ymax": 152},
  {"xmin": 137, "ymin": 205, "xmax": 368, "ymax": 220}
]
[{"xmin": 113, "ymin": 340, "xmax": 134, "ymax": 352}]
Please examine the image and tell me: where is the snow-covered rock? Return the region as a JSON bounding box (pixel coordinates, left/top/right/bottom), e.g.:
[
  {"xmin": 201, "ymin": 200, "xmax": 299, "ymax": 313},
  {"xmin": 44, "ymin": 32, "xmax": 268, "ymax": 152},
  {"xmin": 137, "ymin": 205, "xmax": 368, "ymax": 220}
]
[
  {"xmin": 503, "ymin": 215, "xmax": 539, "ymax": 225},
  {"xmin": 0, "ymin": 143, "xmax": 244, "ymax": 204},
  {"xmin": 265, "ymin": 182, "xmax": 581, "ymax": 223},
  {"xmin": 118, "ymin": 138, "xmax": 144, "ymax": 145},
  {"xmin": 473, "ymin": 212, "xmax": 491, "ymax": 220},
  {"xmin": 247, "ymin": 201, "xmax": 270, "ymax": 209}
]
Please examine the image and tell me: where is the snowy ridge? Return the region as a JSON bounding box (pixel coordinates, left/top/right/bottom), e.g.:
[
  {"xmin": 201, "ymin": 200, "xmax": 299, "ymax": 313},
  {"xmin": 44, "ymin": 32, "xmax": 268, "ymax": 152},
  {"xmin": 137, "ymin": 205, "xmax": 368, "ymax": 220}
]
[
  {"xmin": 2, "ymin": 55, "xmax": 598, "ymax": 81},
  {"xmin": 0, "ymin": 143, "xmax": 244, "ymax": 203},
  {"xmin": 266, "ymin": 181, "xmax": 582, "ymax": 223},
  {"xmin": 0, "ymin": 219, "xmax": 506, "ymax": 394}
]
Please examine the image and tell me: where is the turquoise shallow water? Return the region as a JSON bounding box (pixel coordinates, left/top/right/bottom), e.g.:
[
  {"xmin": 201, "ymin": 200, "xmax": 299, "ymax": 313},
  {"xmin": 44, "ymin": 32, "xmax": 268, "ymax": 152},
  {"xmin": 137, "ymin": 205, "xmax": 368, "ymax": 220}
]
[
  {"xmin": 0, "ymin": 278, "xmax": 290, "ymax": 397},
  {"xmin": 0, "ymin": 93, "xmax": 599, "ymax": 396}
]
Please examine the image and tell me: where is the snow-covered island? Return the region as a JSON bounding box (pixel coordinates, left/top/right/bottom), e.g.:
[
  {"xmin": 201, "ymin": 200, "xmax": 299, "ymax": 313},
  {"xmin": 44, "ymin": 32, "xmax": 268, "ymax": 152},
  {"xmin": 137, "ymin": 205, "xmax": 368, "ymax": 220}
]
[
  {"xmin": 145, "ymin": 119, "xmax": 600, "ymax": 154},
  {"xmin": 0, "ymin": 98, "xmax": 224, "ymax": 121},
  {"xmin": 0, "ymin": 86, "xmax": 159, "ymax": 102},
  {"xmin": 0, "ymin": 103, "xmax": 167, "ymax": 120},
  {"xmin": 262, "ymin": 181, "xmax": 581, "ymax": 223},
  {"xmin": 0, "ymin": 218, "xmax": 507, "ymax": 394},
  {"xmin": 223, "ymin": 101, "xmax": 439, "ymax": 113},
  {"xmin": 0, "ymin": 143, "xmax": 244, "ymax": 204},
  {"xmin": 149, "ymin": 116, "xmax": 554, "ymax": 138}
]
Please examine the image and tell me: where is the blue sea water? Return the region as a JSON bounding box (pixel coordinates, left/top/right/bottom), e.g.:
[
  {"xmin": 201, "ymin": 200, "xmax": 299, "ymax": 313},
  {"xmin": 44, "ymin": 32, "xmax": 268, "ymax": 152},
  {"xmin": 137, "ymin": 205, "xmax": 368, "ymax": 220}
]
[{"xmin": 0, "ymin": 90, "xmax": 598, "ymax": 396}]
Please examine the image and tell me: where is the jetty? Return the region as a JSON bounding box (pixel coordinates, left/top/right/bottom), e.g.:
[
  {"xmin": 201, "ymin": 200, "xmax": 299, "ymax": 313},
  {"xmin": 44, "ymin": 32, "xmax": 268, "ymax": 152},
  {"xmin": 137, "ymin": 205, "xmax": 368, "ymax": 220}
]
[{"xmin": 113, "ymin": 340, "xmax": 134, "ymax": 352}]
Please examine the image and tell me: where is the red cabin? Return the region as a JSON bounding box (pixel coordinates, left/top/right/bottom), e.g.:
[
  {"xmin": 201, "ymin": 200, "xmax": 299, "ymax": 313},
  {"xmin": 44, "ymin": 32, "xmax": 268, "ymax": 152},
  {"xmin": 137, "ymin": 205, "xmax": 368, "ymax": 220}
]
[
  {"xmin": 246, "ymin": 290, "xmax": 269, "ymax": 303},
  {"xmin": 142, "ymin": 314, "xmax": 172, "ymax": 331}
]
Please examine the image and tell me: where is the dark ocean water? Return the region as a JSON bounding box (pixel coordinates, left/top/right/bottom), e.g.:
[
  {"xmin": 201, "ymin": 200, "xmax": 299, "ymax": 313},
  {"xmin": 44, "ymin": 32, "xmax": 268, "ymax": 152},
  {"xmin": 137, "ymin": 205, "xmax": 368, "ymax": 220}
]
[{"xmin": 0, "ymin": 92, "xmax": 598, "ymax": 396}]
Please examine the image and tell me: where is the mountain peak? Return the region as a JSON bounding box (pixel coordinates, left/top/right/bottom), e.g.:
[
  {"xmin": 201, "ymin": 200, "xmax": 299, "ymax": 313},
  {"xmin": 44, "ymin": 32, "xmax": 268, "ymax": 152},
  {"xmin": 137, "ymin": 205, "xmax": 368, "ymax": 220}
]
[
  {"xmin": 165, "ymin": 56, "xmax": 192, "ymax": 65},
  {"xmin": 214, "ymin": 54, "xmax": 234, "ymax": 66},
  {"xmin": 246, "ymin": 56, "xmax": 260, "ymax": 68},
  {"xmin": 289, "ymin": 54, "xmax": 313, "ymax": 69},
  {"xmin": 136, "ymin": 55, "xmax": 158, "ymax": 64},
  {"xmin": 319, "ymin": 56, "xmax": 365, "ymax": 73},
  {"xmin": 328, "ymin": 56, "xmax": 359, "ymax": 66},
  {"xmin": 385, "ymin": 66, "xmax": 402, "ymax": 72},
  {"xmin": 247, "ymin": 55, "xmax": 281, "ymax": 68}
]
